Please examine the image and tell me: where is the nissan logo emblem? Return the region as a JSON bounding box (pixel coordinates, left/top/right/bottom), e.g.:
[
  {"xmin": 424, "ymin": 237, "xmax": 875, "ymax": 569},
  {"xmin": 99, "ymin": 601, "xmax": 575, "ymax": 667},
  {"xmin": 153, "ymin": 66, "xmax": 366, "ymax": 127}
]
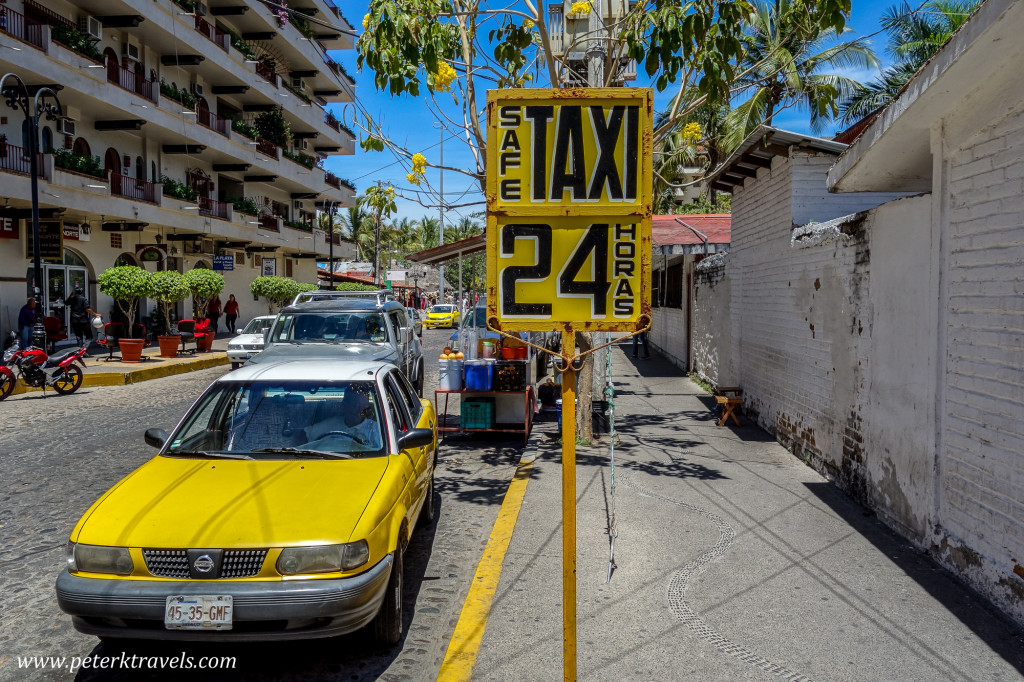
[{"xmin": 193, "ymin": 554, "xmax": 215, "ymax": 573}]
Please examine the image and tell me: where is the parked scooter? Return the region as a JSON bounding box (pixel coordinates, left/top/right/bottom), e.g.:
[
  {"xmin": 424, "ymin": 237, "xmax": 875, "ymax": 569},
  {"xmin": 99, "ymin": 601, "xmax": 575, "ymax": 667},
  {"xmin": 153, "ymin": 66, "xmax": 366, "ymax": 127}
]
[{"xmin": 0, "ymin": 334, "xmax": 89, "ymax": 400}]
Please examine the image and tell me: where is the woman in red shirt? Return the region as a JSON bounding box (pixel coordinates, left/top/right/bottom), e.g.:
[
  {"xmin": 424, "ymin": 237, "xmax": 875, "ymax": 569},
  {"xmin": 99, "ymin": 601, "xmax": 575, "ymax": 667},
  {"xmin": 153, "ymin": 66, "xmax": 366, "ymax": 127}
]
[{"xmin": 224, "ymin": 294, "xmax": 239, "ymax": 333}]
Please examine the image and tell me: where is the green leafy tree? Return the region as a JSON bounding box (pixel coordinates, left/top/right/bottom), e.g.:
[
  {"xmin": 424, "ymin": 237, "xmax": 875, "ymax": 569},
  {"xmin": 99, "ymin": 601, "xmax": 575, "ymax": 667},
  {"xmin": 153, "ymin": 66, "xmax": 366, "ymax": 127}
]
[
  {"xmin": 254, "ymin": 106, "xmax": 292, "ymax": 147},
  {"xmin": 250, "ymin": 276, "xmax": 316, "ymax": 313},
  {"xmin": 725, "ymin": 0, "xmax": 878, "ymax": 145},
  {"xmin": 183, "ymin": 268, "xmax": 226, "ymax": 321},
  {"xmin": 97, "ymin": 266, "xmax": 153, "ymax": 338},
  {"xmin": 148, "ymin": 270, "xmax": 190, "ymax": 334},
  {"xmin": 839, "ymin": 0, "xmax": 980, "ymax": 124}
]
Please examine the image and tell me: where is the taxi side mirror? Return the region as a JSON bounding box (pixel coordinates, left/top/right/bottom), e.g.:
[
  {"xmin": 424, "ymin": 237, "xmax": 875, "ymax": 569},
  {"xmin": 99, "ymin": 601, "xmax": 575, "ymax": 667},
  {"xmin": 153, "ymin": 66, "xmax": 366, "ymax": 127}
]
[
  {"xmin": 397, "ymin": 427, "xmax": 433, "ymax": 451},
  {"xmin": 144, "ymin": 428, "xmax": 169, "ymax": 449}
]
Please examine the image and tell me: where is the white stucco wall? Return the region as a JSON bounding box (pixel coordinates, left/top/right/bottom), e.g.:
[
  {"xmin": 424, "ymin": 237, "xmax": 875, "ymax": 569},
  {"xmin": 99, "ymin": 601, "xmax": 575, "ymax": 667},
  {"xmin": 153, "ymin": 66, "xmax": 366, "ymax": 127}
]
[{"xmin": 690, "ymin": 254, "xmax": 731, "ymax": 386}]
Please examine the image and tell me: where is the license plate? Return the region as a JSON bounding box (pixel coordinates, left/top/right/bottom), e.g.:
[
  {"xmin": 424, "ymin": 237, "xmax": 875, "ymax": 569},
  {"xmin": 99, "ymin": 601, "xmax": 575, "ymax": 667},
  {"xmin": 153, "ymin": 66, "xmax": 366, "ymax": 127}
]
[{"xmin": 164, "ymin": 595, "xmax": 233, "ymax": 630}]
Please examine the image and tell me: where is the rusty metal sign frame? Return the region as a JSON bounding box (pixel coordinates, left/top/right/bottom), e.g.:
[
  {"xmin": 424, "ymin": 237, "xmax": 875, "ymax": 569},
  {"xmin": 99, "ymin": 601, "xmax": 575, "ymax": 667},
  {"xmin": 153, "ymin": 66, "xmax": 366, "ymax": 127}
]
[{"xmin": 484, "ymin": 88, "xmax": 653, "ymax": 334}]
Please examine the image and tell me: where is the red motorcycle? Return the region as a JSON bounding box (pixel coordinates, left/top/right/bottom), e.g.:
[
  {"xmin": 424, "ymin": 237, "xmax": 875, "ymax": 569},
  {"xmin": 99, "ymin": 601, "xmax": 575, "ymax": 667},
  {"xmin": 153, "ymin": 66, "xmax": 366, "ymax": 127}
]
[{"xmin": 0, "ymin": 340, "xmax": 89, "ymax": 400}]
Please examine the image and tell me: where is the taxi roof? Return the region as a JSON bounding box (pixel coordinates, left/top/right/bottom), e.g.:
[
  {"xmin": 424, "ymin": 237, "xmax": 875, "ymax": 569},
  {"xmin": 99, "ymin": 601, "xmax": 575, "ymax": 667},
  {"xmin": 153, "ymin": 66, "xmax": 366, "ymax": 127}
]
[{"xmin": 221, "ymin": 360, "xmax": 386, "ymax": 384}]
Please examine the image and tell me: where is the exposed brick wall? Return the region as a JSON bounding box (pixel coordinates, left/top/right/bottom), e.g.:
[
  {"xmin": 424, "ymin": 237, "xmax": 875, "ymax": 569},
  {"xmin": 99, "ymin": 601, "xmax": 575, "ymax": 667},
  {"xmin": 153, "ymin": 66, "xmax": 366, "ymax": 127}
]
[
  {"xmin": 937, "ymin": 104, "xmax": 1024, "ymax": 617},
  {"xmin": 691, "ymin": 254, "xmax": 730, "ymax": 386}
]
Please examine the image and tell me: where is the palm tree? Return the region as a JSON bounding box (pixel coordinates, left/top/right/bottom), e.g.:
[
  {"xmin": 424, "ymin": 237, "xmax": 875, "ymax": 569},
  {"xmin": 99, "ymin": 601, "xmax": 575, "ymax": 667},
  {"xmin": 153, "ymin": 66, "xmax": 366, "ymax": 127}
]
[
  {"xmin": 417, "ymin": 216, "xmax": 440, "ymax": 249},
  {"xmin": 839, "ymin": 0, "xmax": 981, "ymax": 124},
  {"xmin": 727, "ymin": 0, "xmax": 879, "ymax": 146},
  {"xmin": 653, "ymin": 102, "xmax": 733, "ymax": 214}
]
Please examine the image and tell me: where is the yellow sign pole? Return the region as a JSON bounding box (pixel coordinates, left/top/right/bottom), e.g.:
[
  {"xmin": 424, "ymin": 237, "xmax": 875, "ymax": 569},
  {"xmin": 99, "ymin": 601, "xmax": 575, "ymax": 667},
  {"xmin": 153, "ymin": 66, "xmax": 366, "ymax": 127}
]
[{"xmin": 560, "ymin": 330, "xmax": 577, "ymax": 681}]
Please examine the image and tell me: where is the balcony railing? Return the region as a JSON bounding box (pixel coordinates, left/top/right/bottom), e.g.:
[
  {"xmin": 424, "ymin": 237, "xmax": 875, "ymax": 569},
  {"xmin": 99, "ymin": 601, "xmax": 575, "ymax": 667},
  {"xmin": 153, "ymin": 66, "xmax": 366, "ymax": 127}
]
[
  {"xmin": 196, "ymin": 107, "xmax": 229, "ymax": 136},
  {"xmin": 324, "ymin": 172, "xmax": 341, "ymax": 190},
  {"xmin": 0, "ymin": 6, "xmax": 45, "ymax": 50},
  {"xmin": 548, "ymin": 4, "xmax": 564, "ymax": 53},
  {"xmin": 194, "ymin": 16, "xmax": 229, "ymax": 52},
  {"xmin": 199, "ymin": 196, "xmax": 230, "ymax": 220},
  {"xmin": 110, "ymin": 172, "xmax": 158, "ymax": 203},
  {"xmin": 324, "ymin": 113, "xmax": 341, "ymax": 132},
  {"xmin": 258, "ymin": 214, "xmax": 280, "ymax": 231},
  {"xmin": 255, "ymin": 61, "xmax": 278, "ymax": 87},
  {"xmin": 324, "ymin": 0, "xmax": 341, "ymax": 18},
  {"xmin": 255, "ymin": 137, "xmax": 277, "ymax": 158},
  {"xmin": 23, "ymin": 0, "xmax": 72, "ymax": 29},
  {"xmin": 0, "ymin": 140, "xmax": 44, "ymax": 177},
  {"xmin": 107, "ymin": 61, "xmax": 156, "ymax": 102}
]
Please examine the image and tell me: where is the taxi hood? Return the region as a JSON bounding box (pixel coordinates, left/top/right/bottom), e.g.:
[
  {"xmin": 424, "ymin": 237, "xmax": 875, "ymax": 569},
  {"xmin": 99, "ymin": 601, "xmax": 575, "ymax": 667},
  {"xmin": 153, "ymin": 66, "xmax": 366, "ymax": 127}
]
[{"xmin": 73, "ymin": 455, "xmax": 391, "ymax": 548}]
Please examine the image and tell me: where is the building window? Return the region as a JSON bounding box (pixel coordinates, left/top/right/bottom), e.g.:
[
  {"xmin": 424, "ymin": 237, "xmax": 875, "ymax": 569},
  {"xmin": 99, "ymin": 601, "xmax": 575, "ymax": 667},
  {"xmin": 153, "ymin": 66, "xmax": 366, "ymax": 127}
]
[
  {"xmin": 665, "ymin": 262, "xmax": 683, "ymax": 308},
  {"xmin": 110, "ymin": 234, "xmax": 123, "ymax": 249},
  {"xmin": 235, "ymin": 251, "xmax": 245, "ymax": 265}
]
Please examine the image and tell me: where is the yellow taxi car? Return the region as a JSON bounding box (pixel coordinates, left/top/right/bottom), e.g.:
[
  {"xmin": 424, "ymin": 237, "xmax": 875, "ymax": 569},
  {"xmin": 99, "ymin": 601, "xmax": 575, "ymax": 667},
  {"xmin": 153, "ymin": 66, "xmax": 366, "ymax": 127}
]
[
  {"xmin": 423, "ymin": 304, "xmax": 460, "ymax": 329},
  {"xmin": 56, "ymin": 360, "xmax": 436, "ymax": 644}
]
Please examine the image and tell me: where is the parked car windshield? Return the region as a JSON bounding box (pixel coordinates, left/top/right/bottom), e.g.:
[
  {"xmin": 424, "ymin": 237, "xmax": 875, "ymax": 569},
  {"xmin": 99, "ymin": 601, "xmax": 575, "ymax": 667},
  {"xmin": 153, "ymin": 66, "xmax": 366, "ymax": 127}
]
[
  {"xmin": 240, "ymin": 317, "xmax": 274, "ymax": 335},
  {"xmin": 429, "ymin": 305, "xmax": 455, "ymax": 314},
  {"xmin": 164, "ymin": 380, "xmax": 386, "ymax": 459},
  {"xmin": 269, "ymin": 312, "xmax": 388, "ymax": 343}
]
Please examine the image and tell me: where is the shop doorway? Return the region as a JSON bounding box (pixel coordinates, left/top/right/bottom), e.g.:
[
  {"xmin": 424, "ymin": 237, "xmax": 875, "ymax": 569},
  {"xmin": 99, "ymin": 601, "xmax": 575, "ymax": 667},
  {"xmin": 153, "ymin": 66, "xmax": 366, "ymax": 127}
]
[{"xmin": 44, "ymin": 264, "xmax": 88, "ymax": 331}]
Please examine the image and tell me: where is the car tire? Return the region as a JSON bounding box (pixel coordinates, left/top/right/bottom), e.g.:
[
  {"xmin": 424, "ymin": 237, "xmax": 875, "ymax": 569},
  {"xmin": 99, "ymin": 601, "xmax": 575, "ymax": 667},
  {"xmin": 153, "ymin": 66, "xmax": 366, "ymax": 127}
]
[
  {"xmin": 415, "ymin": 363, "xmax": 424, "ymax": 397},
  {"xmin": 373, "ymin": 545, "xmax": 403, "ymax": 645},
  {"xmin": 418, "ymin": 470, "xmax": 435, "ymax": 527}
]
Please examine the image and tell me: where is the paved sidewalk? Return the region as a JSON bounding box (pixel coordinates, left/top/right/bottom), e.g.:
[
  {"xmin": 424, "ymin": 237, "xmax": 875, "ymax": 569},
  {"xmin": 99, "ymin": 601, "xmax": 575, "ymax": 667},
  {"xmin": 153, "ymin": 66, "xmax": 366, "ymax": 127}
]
[
  {"xmin": 471, "ymin": 343, "xmax": 1024, "ymax": 681},
  {"xmin": 9, "ymin": 335, "xmax": 230, "ymax": 395}
]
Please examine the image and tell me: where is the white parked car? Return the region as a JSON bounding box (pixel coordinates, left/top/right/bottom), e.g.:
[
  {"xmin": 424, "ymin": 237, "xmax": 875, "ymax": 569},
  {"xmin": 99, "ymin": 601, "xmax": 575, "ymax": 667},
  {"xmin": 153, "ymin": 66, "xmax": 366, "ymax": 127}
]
[{"xmin": 226, "ymin": 316, "xmax": 276, "ymax": 369}]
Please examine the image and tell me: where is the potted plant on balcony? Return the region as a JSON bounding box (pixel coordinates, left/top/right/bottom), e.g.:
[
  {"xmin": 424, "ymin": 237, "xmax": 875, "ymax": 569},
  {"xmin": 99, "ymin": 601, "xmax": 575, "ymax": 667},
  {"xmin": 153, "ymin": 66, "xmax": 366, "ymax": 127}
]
[
  {"xmin": 149, "ymin": 270, "xmax": 190, "ymax": 357},
  {"xmin": 183, "ymin": 268, "xmax": 225, "ymax": 352},
  {"xmin": 97, "ymin": 265, "xmax": 153, "ymax": 362}
]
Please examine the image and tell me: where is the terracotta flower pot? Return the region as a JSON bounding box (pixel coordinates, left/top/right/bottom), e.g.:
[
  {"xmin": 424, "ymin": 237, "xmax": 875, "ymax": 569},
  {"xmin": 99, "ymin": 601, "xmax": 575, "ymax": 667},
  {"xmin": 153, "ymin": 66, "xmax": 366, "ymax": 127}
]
[
  {"xmin": 157, "ymin": 334, "xmax": 180, "ymax": 358},
  {"xmin": 119, "ymin": 338, "xmax": 145, "ymax": 363},
  {"xmin": 196, "ymin": 333, "xmax": 214, "ymax": 352}
]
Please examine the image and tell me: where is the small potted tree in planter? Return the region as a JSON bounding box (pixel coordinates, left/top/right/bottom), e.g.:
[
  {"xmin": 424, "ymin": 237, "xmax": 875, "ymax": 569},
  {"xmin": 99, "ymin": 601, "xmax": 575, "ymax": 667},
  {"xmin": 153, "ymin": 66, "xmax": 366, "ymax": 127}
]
[
  {"xmin": 97, "ymin": 265, "xmax": 153, "ymax": 362},
  {"xmin": 149, "ymin": 270, "xmax": 190, "ymax": 357},
  {"xmin": 183, "ymin": 268, "xmax": 225, "ymax": 352},
  {"xmin": 250, "ymin": 276, "xmax": 316, "ymax": 314}
]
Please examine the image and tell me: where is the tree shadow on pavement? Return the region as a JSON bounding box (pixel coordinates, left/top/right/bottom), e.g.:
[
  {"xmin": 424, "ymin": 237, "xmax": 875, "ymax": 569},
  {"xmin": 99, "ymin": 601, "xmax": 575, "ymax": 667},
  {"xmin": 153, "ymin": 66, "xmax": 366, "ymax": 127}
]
[{"xmin": 804, "ymin": 481, "xmax": 1024, "ymax": 676}]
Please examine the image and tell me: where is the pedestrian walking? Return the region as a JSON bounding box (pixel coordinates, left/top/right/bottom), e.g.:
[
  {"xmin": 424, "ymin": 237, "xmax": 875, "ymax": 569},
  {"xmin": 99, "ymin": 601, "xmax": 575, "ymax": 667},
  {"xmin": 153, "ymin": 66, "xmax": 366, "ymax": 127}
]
[
  {"xmin": 207, "ymin": 294, "xmax": 222, "ymax": 335},
  {"xmin": 632, "ymin": 328, "xmax": 650, "ymax": 359},
  {"xmin": 17, "ymin": 298, "xmax": 36, "ymax": 349},
  {"xmin": 64, "ymin": 285, "xmax": 99, "ymax": 347},
  {"xmin": 224, "ymin": 294, "xmax": 239, "ymax": 334}
]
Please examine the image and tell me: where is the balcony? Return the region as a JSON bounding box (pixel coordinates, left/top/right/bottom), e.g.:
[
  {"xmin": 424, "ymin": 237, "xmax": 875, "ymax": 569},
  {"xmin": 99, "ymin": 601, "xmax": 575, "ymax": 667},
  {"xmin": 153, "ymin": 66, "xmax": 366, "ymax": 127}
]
[
  {"xmin": 110, "ymin": 172, "xmax": 159, "ymax": 204},
  {"xmin": 0, "ymin": 139, "xmax": 44, "ymax": 177},
  {"xmin": 199, "ymin": 196, "xmax": 230, "ymax": 220},
  {"xmin": 196, "ymin": 107, "xmax": 229, "ymax": 137},
  {"xmin": 255, "ymin": 137, "xmax": 278, "ymax": 158},
  {"xmin": 0, "ymin": 6, "xmax": 45, "ymax": 50},
  {"xmin": 255, "ymin": 61, "xmax": 279, "ymax": 87},
  {"xmin": 324, "ymin": 172, "xmax": 341, "ymax": 190},
  {"xmin": 107, "ymin": 61, "xmax": 156, "ymax": 102},
  {"xmin": 257, "ymin": 214, "xmax": 281, "ymax": 231},
  {"xmin": 194, "ymin": 15, "xmax": 229, "ymax": 52}
]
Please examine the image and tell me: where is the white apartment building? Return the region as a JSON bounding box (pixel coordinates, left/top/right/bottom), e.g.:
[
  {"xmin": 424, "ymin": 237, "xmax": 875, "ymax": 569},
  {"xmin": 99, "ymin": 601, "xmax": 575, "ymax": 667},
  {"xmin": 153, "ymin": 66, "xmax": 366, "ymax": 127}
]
[
  {"xmin": 546, "ymin": 0, "xmax": 637, "ymax": 87},
  {"xmin": 0, "ymin": 0, "xmax": 356, "ymax": 336}
]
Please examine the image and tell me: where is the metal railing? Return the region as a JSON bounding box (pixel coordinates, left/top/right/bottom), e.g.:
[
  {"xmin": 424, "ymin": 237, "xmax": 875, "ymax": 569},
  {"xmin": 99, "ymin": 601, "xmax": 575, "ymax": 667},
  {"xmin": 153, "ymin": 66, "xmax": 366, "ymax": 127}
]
[
  {"xmin": 324, "ymin": 172, "xmax": 341, "ymax": 189},
  {"xmin": 324, "ymin": 113, "xmax": 341, "ymax": 132},
  {"xmin": 199, "ymin": 196, "xmax": 229, "ymax": 220},
  {"xmin": 0, "ymin": 6, "xmax": 45, "ymax": 50},
  {"xmin": 23, "ymin": 0, "xmax": 73, "ymax": 29},
  {"xmin": 110, "ymin": 172, "xmax": 157, "ymax": 203},
  {"xmin": 107, "ymin": 61, "xmax": 156, "ymax": 102},
  {"xmin": 255, "ymin": 61, "xmax": 278, "ymax": 87},
  {"xmin": 196, "ymin": 107, "xmax": 229, "ymax": 136},
  {"xmin": 194, "ymin": 15, "xmax": 229, "ymax": 52},
  {"xmin": 255, "ymin": 137, "xmax": 277, "ymax": 158},
  {"xmin": 0, "ymin": 140, "xmax": 44, "ymax": 176}
]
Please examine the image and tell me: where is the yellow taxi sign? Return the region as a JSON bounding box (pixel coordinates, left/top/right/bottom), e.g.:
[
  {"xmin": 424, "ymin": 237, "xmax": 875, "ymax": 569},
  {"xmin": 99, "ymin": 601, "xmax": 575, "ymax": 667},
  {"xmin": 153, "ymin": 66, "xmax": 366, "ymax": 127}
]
[{"xmin": 486, "ymin": 88, "xmax": 652, "ymax": 332}]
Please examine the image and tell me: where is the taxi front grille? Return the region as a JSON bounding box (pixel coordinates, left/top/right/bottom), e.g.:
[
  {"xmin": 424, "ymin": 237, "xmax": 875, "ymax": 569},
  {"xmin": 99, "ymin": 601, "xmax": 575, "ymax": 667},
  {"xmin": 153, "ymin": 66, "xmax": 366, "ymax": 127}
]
[
  {"xmin": 143, "ymin": 549, "xmax": 189, "ymax": 578},
  {"xmin": 143, "ymin": 549, "xmax": 268, "ymax": 578}
]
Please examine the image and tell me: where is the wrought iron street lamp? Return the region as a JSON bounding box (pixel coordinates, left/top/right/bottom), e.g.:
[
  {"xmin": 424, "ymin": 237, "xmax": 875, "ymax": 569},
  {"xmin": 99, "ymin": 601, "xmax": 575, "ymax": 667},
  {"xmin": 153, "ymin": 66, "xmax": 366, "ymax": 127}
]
[
  {"xmin": 323, "ymin": 200, "xmax": 338, "ymax": 290},
  {"xmin": 1, "ymin": 73, "xmax": 63, "ymax": 349}
]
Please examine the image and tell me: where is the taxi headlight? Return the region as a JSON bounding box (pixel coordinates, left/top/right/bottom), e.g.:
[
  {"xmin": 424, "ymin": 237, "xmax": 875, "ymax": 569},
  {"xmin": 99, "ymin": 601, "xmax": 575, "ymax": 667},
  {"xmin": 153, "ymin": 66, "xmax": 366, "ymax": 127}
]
[
  {"xmin": 69, "ymin": 543, "xmax": 133, "ymax": 575},
  {"xmin": 277, "ymin": 541, "xmax": 369, "ymax": 575}
]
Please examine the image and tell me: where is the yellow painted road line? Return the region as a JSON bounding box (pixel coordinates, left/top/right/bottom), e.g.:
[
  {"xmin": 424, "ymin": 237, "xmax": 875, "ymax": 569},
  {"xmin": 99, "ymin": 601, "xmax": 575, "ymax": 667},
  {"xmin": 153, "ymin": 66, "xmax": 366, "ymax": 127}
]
[{"xmin": 438, "ymin": 452, "xmax": 535, "ymax": 681}]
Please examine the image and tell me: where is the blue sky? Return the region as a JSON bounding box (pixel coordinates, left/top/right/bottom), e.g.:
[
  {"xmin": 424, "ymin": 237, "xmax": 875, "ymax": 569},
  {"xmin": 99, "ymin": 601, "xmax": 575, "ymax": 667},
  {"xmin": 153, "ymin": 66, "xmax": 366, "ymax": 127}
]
[{"xmin": 321, "ymin": 1, "xmax": 896, "ymax": 224}]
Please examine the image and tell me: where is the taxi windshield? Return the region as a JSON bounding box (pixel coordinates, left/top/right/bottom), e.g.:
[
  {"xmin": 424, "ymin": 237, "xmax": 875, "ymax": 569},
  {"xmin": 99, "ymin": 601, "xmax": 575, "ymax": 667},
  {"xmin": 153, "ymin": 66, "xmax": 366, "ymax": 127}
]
[
  {"xmin": 429, "ymin": 305, "xmax": 455, "ymax": 314},
  {"xmin": 164, "ymin": 380, "xmax": 386, "ymax": 459},
  {"xmin": 269, "ymin": 312, "xmax": 387, "ymax": 343}
]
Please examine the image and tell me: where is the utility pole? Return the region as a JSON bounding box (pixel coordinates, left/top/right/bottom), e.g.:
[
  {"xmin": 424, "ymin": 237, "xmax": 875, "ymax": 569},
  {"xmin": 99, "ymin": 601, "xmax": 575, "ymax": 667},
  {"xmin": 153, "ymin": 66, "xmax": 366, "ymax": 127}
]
[
  {"xmin": 436, "ymin": 122, "xmax": 445, "ymax": 303},
  {"xmin": 326, "ymin": 201, "xmax": 337, "ymax": 290},
  {"xmin": 373, "ymin": 181, "xmax": 383, "ymax": 288}
]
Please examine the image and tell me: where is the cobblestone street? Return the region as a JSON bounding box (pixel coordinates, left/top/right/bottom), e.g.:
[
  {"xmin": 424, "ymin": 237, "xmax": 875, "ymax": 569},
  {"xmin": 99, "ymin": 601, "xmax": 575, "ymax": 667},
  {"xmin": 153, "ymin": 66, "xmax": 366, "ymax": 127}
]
[{"xmin": 0, "ymin": 331, "xmax": 522, "ymax": 681}]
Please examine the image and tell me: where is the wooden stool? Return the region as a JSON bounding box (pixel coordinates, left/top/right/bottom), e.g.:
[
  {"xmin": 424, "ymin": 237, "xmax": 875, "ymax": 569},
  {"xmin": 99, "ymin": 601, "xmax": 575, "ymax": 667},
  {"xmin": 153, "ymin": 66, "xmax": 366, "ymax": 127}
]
[{"xmin": 713, "ymin": 386, "xmax": 743, "ymax": 427}]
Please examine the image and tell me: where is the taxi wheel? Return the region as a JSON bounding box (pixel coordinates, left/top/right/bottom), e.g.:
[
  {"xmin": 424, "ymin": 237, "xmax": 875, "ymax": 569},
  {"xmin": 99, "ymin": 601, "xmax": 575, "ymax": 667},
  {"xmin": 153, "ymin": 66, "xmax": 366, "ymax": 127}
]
[
  {"xmin": 418, "ymin": 471, "xmax": 435, "ymax": 527},
  {"xmin": 373, "ymin": 546, "xmax": 404, "ymax": 645}
]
